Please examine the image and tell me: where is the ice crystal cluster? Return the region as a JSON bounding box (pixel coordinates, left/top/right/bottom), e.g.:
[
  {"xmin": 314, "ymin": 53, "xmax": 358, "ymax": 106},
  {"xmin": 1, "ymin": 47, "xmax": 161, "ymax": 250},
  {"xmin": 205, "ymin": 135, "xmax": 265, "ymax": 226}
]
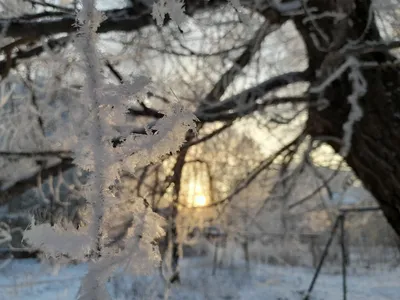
[{"xmin": 22, "ymin": 1, "xmax": 196, "ymax": 299}]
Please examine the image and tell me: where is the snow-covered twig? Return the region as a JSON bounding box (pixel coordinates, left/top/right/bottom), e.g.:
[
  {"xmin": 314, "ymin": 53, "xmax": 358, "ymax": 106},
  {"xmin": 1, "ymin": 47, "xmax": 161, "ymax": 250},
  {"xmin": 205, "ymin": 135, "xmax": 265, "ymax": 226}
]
[
  {"xmin": 309, "ymin": 56, "xmax": 355, "ymax": 94},
  {"xmin": 310, "ymin": 55, "xmax": 367, "ymax": 156},
  {"xmin": 340, "ymin": 58, "xmax": 367, "ymax": 156}
]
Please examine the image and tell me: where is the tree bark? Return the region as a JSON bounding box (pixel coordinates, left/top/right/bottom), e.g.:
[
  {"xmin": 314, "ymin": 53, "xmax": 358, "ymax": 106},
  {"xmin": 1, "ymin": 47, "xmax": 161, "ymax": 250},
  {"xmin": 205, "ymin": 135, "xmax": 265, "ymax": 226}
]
[{"xmin": 294, "ymin": 0, "xmax": 400, "ymax": 236}]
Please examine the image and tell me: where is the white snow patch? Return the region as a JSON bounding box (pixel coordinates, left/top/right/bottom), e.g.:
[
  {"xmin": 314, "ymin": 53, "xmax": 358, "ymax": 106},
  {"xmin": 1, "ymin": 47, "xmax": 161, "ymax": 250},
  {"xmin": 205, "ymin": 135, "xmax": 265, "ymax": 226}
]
[{"xmin": 0, "ymin": 257, "xmax": 399, "ymax": 300}]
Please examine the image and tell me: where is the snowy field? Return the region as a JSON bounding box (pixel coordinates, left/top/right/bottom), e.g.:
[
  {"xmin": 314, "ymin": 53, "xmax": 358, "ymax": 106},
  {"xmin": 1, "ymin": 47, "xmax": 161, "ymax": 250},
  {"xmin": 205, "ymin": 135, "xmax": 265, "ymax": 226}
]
[{"xmin": 0, "ymin": 258, "xmax": 399, "ymax": 300}]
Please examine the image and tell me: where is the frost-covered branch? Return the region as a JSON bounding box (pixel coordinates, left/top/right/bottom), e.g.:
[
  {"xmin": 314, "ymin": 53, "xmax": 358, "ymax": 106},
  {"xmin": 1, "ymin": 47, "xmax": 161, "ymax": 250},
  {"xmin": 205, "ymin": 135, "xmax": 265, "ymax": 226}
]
[
  {"xmin": 75, "ymin": 0, "xmax": 109, "ymax": 259},
  {"xmin": 340, "ymin": 57, "xmax": 367, "ymax": 156},
  {"xmin": 18, "ymin": 1, "xmax": 198, "ymax": 298}
]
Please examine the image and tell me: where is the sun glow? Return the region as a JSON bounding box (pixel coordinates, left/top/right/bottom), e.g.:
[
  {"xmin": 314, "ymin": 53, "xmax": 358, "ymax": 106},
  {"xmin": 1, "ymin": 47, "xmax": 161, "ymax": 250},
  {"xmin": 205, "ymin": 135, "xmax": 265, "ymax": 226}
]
[
  {"xmin": 186, "ymin": 167, "xmax": 210, "ymax": 207},
  {"xmin": 193, "ymin": 194, "xmax": 207, "ymax": 207}
]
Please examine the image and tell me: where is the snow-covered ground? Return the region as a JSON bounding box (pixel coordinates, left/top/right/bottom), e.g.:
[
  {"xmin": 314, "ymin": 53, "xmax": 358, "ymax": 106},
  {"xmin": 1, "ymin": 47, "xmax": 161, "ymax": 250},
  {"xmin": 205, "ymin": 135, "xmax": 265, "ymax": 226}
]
[{"xmin": 0, "ymin": 258, "xmax": 399, "ymax": 300}]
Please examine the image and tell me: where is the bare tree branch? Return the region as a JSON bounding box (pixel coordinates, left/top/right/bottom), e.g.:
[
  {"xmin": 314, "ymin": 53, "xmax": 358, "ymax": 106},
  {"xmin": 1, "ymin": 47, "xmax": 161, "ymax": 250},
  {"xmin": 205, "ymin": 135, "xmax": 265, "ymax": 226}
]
[
  {"xmin": 177, "ymin": 130, "xmax": 307, "ymax": 208},
  {"xmin": 0, "ymin": 0, "xmax": 238, "ymax": 39},
  {"xmin": 183, "ymin": 122, "xmax": 233, "ymax": 148},
  {"xmin": 202, "ymin": 15, "xmax": 287, "ymax": 105},
  {"xmin": 142, "ymin": 43, "xmax": 246, "ymax": 57},
  {"xmin": 0, "ymin": 150, "xmax": 72, "ymax": 157},
  {"xmin": 0, "ymin": 157, "xmax": 74, "ymax": 201},
  {"xmin": 22, "ymin": 0, "xmax": 74, "ymax": 13},
  {"xmin": 0, "ymin": 36, "xmax": 70, "ymax": 79},
  {"xmin": 126, "ymin": 71, "xmax": 309, "ymax": 124},
  {"xmin": 288, "ymin": 159, "xmax": 345, "ymax": 210},
  {"xmin": 200, "ymin": 71, "xmax": 310, "ymax": 115}
]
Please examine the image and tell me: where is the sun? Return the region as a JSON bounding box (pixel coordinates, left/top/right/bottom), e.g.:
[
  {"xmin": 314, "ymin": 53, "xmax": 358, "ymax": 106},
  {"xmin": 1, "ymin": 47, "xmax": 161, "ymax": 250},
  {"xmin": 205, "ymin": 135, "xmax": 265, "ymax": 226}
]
[{"xmin": 193, "ymin": 195, "xmax": 207, "ymax": 207}]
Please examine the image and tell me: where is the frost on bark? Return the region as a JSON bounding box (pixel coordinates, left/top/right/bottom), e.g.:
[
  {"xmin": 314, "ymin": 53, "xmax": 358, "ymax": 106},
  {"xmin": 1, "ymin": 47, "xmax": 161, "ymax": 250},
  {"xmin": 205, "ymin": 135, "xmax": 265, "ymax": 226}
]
[{"xmin": 294, "ymin": 0, "xmax": 400, "ymax": 235}]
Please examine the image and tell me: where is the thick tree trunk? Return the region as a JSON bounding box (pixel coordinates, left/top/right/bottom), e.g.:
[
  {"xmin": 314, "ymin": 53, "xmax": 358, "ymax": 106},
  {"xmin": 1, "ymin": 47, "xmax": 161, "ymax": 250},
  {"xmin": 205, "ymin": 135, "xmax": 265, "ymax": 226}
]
[{"xmin": 294, "ymin": 0, "xmax": 400, "ymax": 236}]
